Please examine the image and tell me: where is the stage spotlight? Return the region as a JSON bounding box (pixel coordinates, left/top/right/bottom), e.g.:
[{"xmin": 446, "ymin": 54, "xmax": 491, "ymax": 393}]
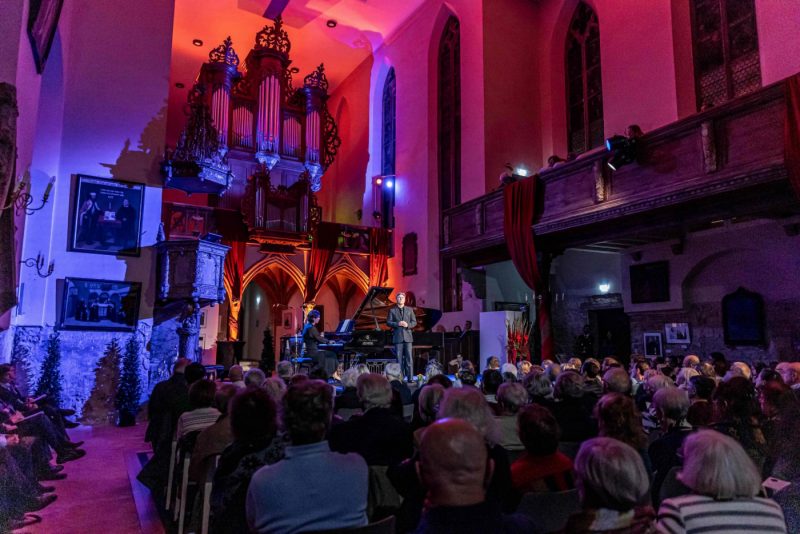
[
  {"xmin": 605, "ymin": 135, "xmax": 637, "ymax": 171},
  {"xmin": 598, "ymin": 282, "xmax": 610, "ymax": 294},
  {"xmin": 385, "ymin": 179, "xmax": 394, "ymax": 188},
  {"xmin": 375, "ymin": 177, "xmax": 382, "ymax": 185},
  {"xmin": 515, "ymin": 167, "xmax": 529, "ymax": 177}
]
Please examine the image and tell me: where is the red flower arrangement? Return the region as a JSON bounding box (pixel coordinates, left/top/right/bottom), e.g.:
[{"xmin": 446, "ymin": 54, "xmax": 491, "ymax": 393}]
[{"xmin": 506, "ymin": 317, "xmax": 533, "ymax": 365}]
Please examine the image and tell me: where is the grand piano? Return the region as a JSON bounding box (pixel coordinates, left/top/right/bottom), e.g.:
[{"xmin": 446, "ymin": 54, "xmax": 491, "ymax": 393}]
[{"xmin": 320, "ymin": 286, "xmax": 444, "ymax": 365}]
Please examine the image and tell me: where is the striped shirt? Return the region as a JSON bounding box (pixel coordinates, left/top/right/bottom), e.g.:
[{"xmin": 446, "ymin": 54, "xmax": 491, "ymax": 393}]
[
  {"xmin": 176, "ymin": 407, "xmax": 221, "ymax": 439},
  {"xmin": 657, "ymin": 494, "xmax": 787, "ymax": 534}
]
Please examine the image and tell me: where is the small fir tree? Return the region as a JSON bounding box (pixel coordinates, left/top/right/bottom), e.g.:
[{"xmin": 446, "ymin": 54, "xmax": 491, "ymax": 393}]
[
  {"xmin": 116, "ymin": 335, "xmax": 143, "ymax": 426},
  {"xmin": 81, "ymin": 338, "xmax": 122, "ymax": 424},
  {"xmin": 36, "ymin": 333, "xmax": 64, "ymax": 407}
]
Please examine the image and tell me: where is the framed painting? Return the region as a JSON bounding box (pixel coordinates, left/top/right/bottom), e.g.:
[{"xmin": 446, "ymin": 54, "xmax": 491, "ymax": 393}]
[
  {"xmin": 59, "ymin": 277, "xmax": 141, "ymax": 332},
  {"xmin": 69, "ymin": 175, "xmax": 145, "ymax": 256},
  {"xmin": 664, "ymin": 322, "xmax": 691, "ymax": 344},
  {"xmin": 630, "ymin": 261, "xmax": 670, "ymax": 304},
  {"xmin": 722, "ymin": 287, "xmax": 766, "ymax": 346},
  {"xmin": 27, "ymin": 0, "xmax": 64, "ymax": 74},
  {"xmin": 643, "ymin": 332, "xmax": 663, "ymax": 358}
]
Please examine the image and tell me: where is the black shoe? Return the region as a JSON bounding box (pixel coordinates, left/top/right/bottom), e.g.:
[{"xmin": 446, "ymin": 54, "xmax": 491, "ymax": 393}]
[
  {"xmin": 64, "ymin": 440, "xmax": 84, "ymax": 448},
  {"xmin": 26, "ymin": 494, "xmax": 57, "ymax": 512},
  {"xmin": 37, "ymin": 484, "xmax": 56, "ymax": 494},
  {"xmin": 64, "ymin": 420, "xmax": 80, "ymax": 429},
  {"xmin": 57, "ymin": 448, "xmax": 86, "ymax": 463},
  {"xmin": 38, "ymin": 470, "xmax": 67, "ymax": 481},
  {"xmin": 59, "ymin": 409, "xmax": 76, "ymax": 416}
]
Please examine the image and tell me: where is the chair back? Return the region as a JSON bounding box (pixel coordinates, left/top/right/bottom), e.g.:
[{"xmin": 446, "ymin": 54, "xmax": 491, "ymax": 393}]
[
  {"xmin": 303, "ymin": 515, "xmax": 395, "ymax": 534},
  {"xmin": 658, "ymin": 466, "xmax": 690, "ymax": 504},
  {"xmin": 517, "ymin": 489, "xmax": 580, "ymax": 533},
  {"xmin": 367, "ymin": 466, "xmax": 403, "ymax": 520},
  {"xmin": 557, "ymin": 441, "xmax": 581, "ymax": 460},
  {"xmin": 402, "ymin": 404, "xmax": 414, "ymax": 422},
  {"xmin": 336, "ymin": 408, "xmax": 363, "ymax": 421}
]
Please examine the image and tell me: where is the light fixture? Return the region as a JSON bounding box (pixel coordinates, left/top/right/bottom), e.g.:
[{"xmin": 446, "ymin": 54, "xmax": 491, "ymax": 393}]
[
  {"xmin": 515, "ymin": 167, "xmax": 529, "ymax": 177},
  {"xmin": 290, "ymin": 67, "xmax": 300, "ymax": 73},
  {"xmin": 605, "ymin": 126, "xmax": 642, "ymax": 171},
  {"xmin": 326, "ymin": 19, "xmax": 337, "ymax": 28},
  {"xmin": 375, "ymin": 177, "xmax": 383, "ymax": 185},
  {"xmin": 385, "ymin": 179, "xmax": 394, "ymax": 188},
  {"xmin": 598, "ymin": 282, "xmax": 611, "ymax": 294},
  {"xmin": 192, "ymin": 39, "xmax": 204, "ymax": 47},
  {"xmin": 175, "ymin": 82, "xmax": 185, "ymax": 89}
]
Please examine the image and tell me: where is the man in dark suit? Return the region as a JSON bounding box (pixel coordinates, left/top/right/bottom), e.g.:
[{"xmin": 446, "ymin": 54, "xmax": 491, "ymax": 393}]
[{"xmin": 386, "ymin": 292, "xmax": 417, "ymax": 382}]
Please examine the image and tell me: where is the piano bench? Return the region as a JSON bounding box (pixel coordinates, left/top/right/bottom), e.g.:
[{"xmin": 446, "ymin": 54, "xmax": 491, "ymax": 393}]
[{"xmin": 291, "ymin": 357, "xmax": 315, "ymax": 375}]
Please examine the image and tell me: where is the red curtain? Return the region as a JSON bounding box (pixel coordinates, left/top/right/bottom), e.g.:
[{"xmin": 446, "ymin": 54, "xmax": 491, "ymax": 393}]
[
  {"xmin": 785, "ymin": 73, "xmax": 800, "ymax": 201},
  {"xmin": 503, "ymin": 178, "xmax": 553, "ymax": 360},
  {"xmin": 369, "ymin": 227, "xmax": 390, "ymax": 287},
  {"xmin": 305, "ymin": 222, "xmax": 340, "ymax": 302}
]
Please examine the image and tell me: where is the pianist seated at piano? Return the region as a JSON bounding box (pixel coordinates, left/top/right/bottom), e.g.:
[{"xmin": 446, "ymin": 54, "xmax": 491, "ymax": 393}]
[{"xmin": 302, "ymin": 310, "xmax": 339, "ymax": 377}]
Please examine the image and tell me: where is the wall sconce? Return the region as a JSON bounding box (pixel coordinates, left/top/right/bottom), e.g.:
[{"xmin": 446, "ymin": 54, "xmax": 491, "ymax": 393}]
[
  {"xmin": 2, "ymin": 174, "xmax": 55, "ymax": 215},
  {"xmin": 20, "ymin": 252, "xmax": 54, "ymax": 278},
  {"xmin": 598, "ymin": 282, "xmax": 611, "ymax": 294}
]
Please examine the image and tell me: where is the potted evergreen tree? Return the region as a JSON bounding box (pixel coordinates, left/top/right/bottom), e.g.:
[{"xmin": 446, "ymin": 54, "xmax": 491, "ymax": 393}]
[
  {"xmin": 36, "ymin": 333, "xmax": 63, "ymax": 408},
  {"xmin": 116, "ymin": 336, "xmax": 143, "ymax": 427}
]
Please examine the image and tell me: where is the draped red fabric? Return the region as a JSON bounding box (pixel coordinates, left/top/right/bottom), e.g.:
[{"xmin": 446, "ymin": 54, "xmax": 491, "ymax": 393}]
[
  {"xmin": 369, "ymin": 227, "xmax": 390, "ymax": 287},
  {"xmin": 785, "ymin": 73, "xmax": 800, "ymax": 201},
  {"xmin": 304, "ymin": 222, "xmax": 340, "ymax": 302},
  {"xmin": 503, "ymin": 177, "xmax": 553, "ymax": 360}
]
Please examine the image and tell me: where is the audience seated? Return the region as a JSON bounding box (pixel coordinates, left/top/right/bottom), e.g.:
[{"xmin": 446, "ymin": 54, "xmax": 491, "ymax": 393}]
[
  {"xmin": 413, "ymin": 383, "xmax": 445, "ymax": 445},
  {"xmin": 511, "ymin": 404, "xmax": 574, "ymax": 494},
  {"xmin": 494, "ymin": 382, "xmax": 527, "ymax": 451},
  {"xmin": 481, "ymin": 369, "xmax": 503, "ymax": 408},
  {"xmin": 522, "ymin": 368, "xmax": 554, "ymax": 408},
  {"xmin": 686, "ymin": 375, "xmax": 716, "ymax": 427},
  {"xmin": 246, "ymin": 380, "xmax": 368, "ymax": 534},
  {"xmin": 594, "ymin": 393, "xmax": 652, "ymax": 478},
  {"xmin": 415, "ymin": 418, "xmax": 536, "ymax": 534},
  {"xmin": 176, "ymin": 379, "xmax": 220, "ymax": 440},
  {"xmin": 550, "ymin": 371, "xmax": 597, "ymax": 442},
  {"xmin": 276, "ymin": 361, "xmax": 293, "ymax": 385},
  {"xmin": 263, "ymin": 377, "xmax": 287, "ymax": 405},
  {"xmin": 500, "ymin": 363, "xmax": 518, "ymax": 383},
  {"xmin": 581, "ymin": 359, "xmax": 603, "ymax": 397},
  {"xmin": 648, "ymin": 386, "xmax": 692, "ymax": 504},
  {"xmin": 227, "ymin": 365, "xmax": 246, "ymax": 389},
  {"xmin": 212, "ymin": 387, "xmax": 286, "ymax": 534},
  {"xmin": 189, "ymin": 383, "xmax": 237, "ymax": 482},
  {"xmin": 516, "ymin": 360, "xmax": 532, "ymax": 377},
  {"xmin": 564, "ymin": 437, "xmax": 655, "ymax": 533},
  {"xmin": 385, "ymin": 362, "xmax": 412, "ymax": 406},
  {"xmin": 244, "ymin": 368, "xmax": 266, "ymax": 388},
  {"xmin": 603, "ymin": 367, "xmax": 632, "ymax": 395},
  {"xmin": 657, "ymin": 429, "xmax": 787, "ymax": 533},
  {"xmin": 710, "ymin": 376, "xmax": 767, "ymax": 472},
  {"xmin": 335, "ymin": 367, "xmax": 363, "ymax": 413},
  {"xmin": 329, "ymin": 373, "xmax": 413, "ymax": 466}
]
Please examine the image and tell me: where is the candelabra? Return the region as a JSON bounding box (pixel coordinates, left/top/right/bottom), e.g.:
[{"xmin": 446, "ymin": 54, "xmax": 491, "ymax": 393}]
[
  {"xmin": 1, "ymin": 174, "xmax": 55, "ymax": 215},
  {"xmin": 20, "ymin": 252, "xmax": 55, "ymax": 278}
]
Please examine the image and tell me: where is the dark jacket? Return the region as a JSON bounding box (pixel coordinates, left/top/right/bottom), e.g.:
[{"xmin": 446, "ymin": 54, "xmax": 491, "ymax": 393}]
[
  {"xmin": 329, "ymin": 407, "xmax": 413, "ymax": 466},
  {"xmin": 145, "ymin": 373, "xmax": 189, "ymax": 446},
  {"xmin": 386, "ymin": 305, "xmax": 417, "ymax": 343},
  {"xmin": 302, "ymin": 323, "xmax": 326, "ymax": 354}
]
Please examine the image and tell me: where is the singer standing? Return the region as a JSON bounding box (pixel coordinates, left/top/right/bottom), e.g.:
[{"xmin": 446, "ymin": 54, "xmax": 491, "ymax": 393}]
[{"xmin": 386, "ymin": 292, "xmax": 417, "ymax": 381}]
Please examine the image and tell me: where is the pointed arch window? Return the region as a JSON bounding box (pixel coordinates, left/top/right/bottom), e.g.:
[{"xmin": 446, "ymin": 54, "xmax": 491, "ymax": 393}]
[
  {"xmin": 566, "ymin": 2, "xmax": 603, "ymax": 155},
  {"xmin": 438, "ymin": 16, "xmax": 461, "ymax": 212},
  {"xmin": 382, "ymin": 68, "xmax": 396, "ymax": 176},
  {"xmin": 691, "ymin": 0, "xmax": 761, "ymax": 110}
]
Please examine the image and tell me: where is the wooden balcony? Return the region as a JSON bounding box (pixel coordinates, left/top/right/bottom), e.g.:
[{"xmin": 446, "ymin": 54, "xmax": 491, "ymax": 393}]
[{"xmin": 441, "ymin": 81, "xmax": 797, "ymax": 257}]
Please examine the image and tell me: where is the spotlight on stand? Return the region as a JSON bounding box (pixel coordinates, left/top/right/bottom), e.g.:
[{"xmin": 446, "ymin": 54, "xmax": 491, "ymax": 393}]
[
  {"xmin": 385, "ymin": 179, "xmax": 394, "ymax": 188},
  {"xmin": 605, "ymin": 125, "xmax": 643, "ymax": 171}
]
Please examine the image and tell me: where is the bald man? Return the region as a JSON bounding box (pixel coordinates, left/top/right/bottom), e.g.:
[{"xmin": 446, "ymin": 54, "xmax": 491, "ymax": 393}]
[
  {"xmin": 414, "ymin": 419, "xmax": 536, "ymax": 534},
  {"xmin": 777, "ymin": 362, "xmax": 800, "ymax": 389}
]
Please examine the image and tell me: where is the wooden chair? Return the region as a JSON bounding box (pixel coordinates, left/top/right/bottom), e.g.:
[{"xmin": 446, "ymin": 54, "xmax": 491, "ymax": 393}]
[
  {"xmin": 199, "ymin": 455, "xmax": 220, "ymax": 534},
  {"xmin": 516, "ymin": 489, "xmax": 580, "ymax": 533},
  {"xmin": 165, "ymin": 439, "xmax": 178, "ymax": 510},
  {"xmin": 303, "ymin": 515, "xmax": 396, "ymax": 534},
  {"xmin": 173, "ymin": 449, "xmax": 192, "ymax": 533}
]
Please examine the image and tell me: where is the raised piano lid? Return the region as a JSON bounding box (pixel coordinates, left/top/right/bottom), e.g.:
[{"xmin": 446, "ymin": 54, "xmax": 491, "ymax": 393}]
[{"xmin": 349, "ymin": 286, "xmax": 442, "ymax": 332}]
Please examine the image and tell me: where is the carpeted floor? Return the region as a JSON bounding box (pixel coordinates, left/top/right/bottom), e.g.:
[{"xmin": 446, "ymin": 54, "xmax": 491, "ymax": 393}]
[{"xmin": 13, "ymin": 423, "xmax": 159, "ymax": 534}]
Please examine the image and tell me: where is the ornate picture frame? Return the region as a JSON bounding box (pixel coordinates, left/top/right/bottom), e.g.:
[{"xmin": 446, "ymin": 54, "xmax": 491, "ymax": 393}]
[
  {"xmin": 59, "ymin": 277, "xmax": 141, "ymax": 332},
  {"xmin": 643, "ymin": 332, "xmax": 663, "ymax": 357},
  {"xmin": 69, "ymin": 174, "xmax": 145, "ymax": 257}
]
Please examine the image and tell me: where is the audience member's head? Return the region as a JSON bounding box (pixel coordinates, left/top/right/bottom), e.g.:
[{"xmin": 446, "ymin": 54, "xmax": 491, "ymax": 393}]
[
  {"xmin": 425, "ymin": 360, "xmax": 444, "ymax": 381},
  {"xmin": 263, "ymin": 377, "xmax": 287, "ymax": 404},
  {"xmin": 486, "ymin": 356, "xmax": 500, "ymax": 370},
  {"xmin": 574, "ymin": 437, "xmax": 649, "ymax": 511},
  {"xmin": 675, "ymin": 367, "xmax": 700, "ymax": 389},
  {"xmin": 230, "ymin": 387, "xmax": 278, "ymax": 444},
  {"xmin": 188, "ymin": 379, "xmax": 217, "ymax": 409},
  {"xmin": 724, "ymin": 361, "xmax": 752, "ymax": 382},
  {"xmin": 496, "ymin": 382, "xmax": 528, "ymax": 415},
  {"xmin": 384, "ymin": 362, "xmax": 404, "ymax": 383},
  {"xmin": 594, "ymin": 393, "xmax": 647, "ymax": 451},
  {"xmin": 644, "ymin": 373, "xmax": 674, "ymax": 399},
  {"xmin": 545, "ymin": 362, "xmax": 562, "ymax": 383},
  {"xmin": 523, "ymin": 369, "xmax": 553, "ymax": 399},
  {"xmin": 697, "ymin": 362, "xmax": 716, "ymax": 379},
  {"xmin": 460, "ymin": 360, "xmax": 476, "ymax": 374},
  {"xmin": 582, "ymin": 359, "xmax": 601, "ymax": 379},
  {"xmin": 244, "ymin": 368, "xmax": 267, "ymax": 388},
  {"xmin": 438, "ymin": 387, "xmax": 500, "ymax": 445},
  {"xmin": 341, "ymin": 367, "xmax": 360, "ymax": 389},
  {"xmin": 601, "ymin": 357, "xmax": 622, "ymax": 372},
  {"xmin": 500, "ymin": 363, "xmax": 518, "ymax": 382},
  {"xmin": 417, "ymin": 419, "xmax": 491, "ymax": 507},
  {"xmin": 517, "ymin": 404, "xmax": 560, "ymax": 456},
  {"xmin": 276, "ymin": 360, "xmax": 293, "ymax": 380},
  {"xmin": 185, "ymin": 362, "xmax": 207, "ymax": 385},
  {"xmin": 711, "ymin": 352, "xmax": 729, "ymax": 377},
  {"xmin": 308, "ymin": 367, "xmax": 330, "ymax": 381},
  {"xmin": 457, "ymin": 369, "xmax": 477, "ymax": 387},
  {"xmin": 757, "ymin": 381, "xmax": 792, "ymax": 419},
  {"xmin": 215, "ymin": 384, "xmax": 238, "ymax": 415},
  {"xmin": 481, "ymin": 369, "xmax": 503, "ymax": 396},
  {"xmin": 418, "ymin": 384, "xmax": 445, "ymax": 424},
  {"xmin": 173, "ymin": 357, "xmax": 191, "ymax": 375},
  {"xmin": 517, "ymin": 360, "xmax": 532, "ymax": 377},
  {"xmin": 776, "ymin": 362, "xmax": 800, "ymax": 387},
  {"xmin": 652, "ymin": 387, "xmax": 690, "ymax": 428},
  {"xmin": 227, "ymin": 365, "xmax": 244, "ymax": 382},
  {"xmin": 688, "ymin": 375, "xmax": 716, "ymax": 401},
  {"xmin": 603, "ymin": 367, "xmax": 632, "ymax": 395},
  {"xmin": 356, "ymin": 373, "xmax": 393, "ymax": 411},
  {"xmin": 712, "ymin": 376, "xmax": 757, "ymax": 423},
  {"xmin": 283, "ymin": 380, "xmax": 333, "ymax": 445},
  {"xmin": 567, "ymin": 357, "xmax": 583, "ymax": 370},
  {"xmin": 677, "ymin": 429, "xmax": 762, "ymax": 499},
  {"xmin": 682, "ymin": 354, "xmax": 700, "ymax": 368},
  {"xmin": 554, "ymin": 370, "xmax": 585, "ymax": 400},
  {"xmin": 755, "ymin": 368, "xmax": 783, "ymax": 389},
  {"xmin": 427, "ymin": 374, "xmax": 453, "ymax": 389}
]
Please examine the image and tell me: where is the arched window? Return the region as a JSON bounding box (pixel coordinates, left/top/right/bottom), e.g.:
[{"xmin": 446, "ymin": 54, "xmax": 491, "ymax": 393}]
[
  {"xmin": 566, "ymin": 2, "xmax": 603, "ymax": 155},
  {"xmin": 438, "ymin": 16, "xmax": 462, "ymax": 312},
  {"xmin": 691, "ymin": 0, "xmax": 761, "ymax": 110},
  {"xmin": 381, "ymin": 68, "xmax": 396, "ymax": 176},
  {"xmin": 438, "ymin": 16, "xmax": 461, "ymax": 212}
]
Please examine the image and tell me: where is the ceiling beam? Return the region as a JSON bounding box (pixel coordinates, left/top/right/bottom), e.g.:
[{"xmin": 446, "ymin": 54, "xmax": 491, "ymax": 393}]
[{"xmin": 264, "ymin": 0, "xmax": 291, "ymax": 20}]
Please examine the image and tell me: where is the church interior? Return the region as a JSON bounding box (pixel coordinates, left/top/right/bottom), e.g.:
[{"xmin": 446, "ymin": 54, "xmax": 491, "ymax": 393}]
[{"xmin": 1, "ymin": 0, "xmax": 800, "ymax": 532}]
